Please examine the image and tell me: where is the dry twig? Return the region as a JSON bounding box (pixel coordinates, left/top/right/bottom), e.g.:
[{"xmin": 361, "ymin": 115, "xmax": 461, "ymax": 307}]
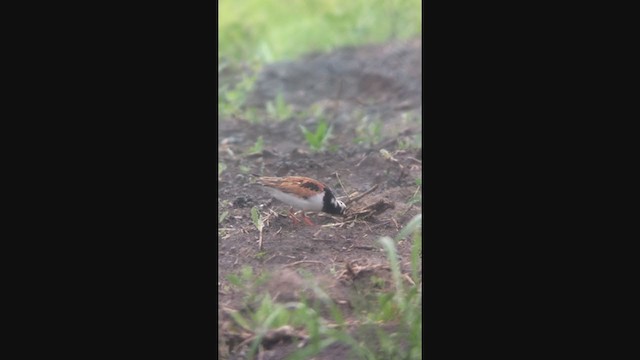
[
  {"xmin": 283, "ymin": 260, "xmax": 325, "ymax": 268},
  {"xmin": 343, "ymin": 199, "xmax": 395, "ymax": 222},
  {"xmin": 334, "ymin": 172, "xmax": 350, "ymax": 200},
  {"xmin": 355, "ymin": 153, "xmax": 369, "ymax": 167},
  {"xmin": 346, "ymin": 184, "xmax": 378, "ymax": 204},
  {"xmin": 403, "ymin": 273, "xmax": 416, "ymax": 286}
]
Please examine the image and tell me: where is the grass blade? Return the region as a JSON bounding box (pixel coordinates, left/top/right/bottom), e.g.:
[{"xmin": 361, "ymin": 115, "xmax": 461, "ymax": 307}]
[
  {"xmin": 395, "ymin": 214, "xmax": 422, "ymax": 242},
  {"xmin": 377, "ymin": 236, "xmax": 405, "ymax": 309}
]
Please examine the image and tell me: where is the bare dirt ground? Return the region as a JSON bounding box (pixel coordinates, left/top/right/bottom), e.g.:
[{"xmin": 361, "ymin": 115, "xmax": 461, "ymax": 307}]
[{"xmin": 219, "ymin": 38, "xmax": 422, "ymax": 359}]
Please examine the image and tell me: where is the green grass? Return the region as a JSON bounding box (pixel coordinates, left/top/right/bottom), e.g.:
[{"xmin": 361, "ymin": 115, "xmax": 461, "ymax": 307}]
[
  {"xmin": 226, "ymin": 265, "xmax": 271, "ymax": 307},
  {"xmin": 250, "ymin": 207, "xmax": 264, "ymax": 230},
  {"xmin": 222, "ymin": 214, "xmax": 423, "ymax": 359},
  {"xmin": 266, "ymin": 93, "xmax": 294, "ymax": 121},
  {"xmin": 251, "ymin": 206, "xmax": 265, "ymax": 250},
  {"xmin": 300, "ymin": 119, "xmax": 332, "ymax": 152},
  {"xmin": 245, "ymin": 136, "xmax": 264, "ymax": 156},
  {"xmin": 219, "ymin": 0, "xmax": 422, "ymax": 62},
  {"xmin": 218, "ymin": 66, "xmax": 259, "ymax": 116},
  {"xmin": 218, "ymin": 210, "xmax": 229, "ymax": 224}
]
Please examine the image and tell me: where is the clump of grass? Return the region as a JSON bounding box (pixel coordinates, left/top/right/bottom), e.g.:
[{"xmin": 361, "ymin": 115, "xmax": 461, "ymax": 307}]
[
  {"xmin": 222, "ymin": 215, "xmax": 423, "ymax": 359},
  {"xmin": 228, "ymin": 293, "xmax": 340, "ymax": 360},
  {"xmin": 250, "ymin": 207, "xmax": 263, "ymax": 229},
  {"xmin": 266, "ymin": 93, "xmax": 293, "ymax": 122},
  {"xmin": 245, "ymin": 136, "xmax": 264, "ymax": 156},
  {"xmin": 226, "ymin": 266, "xmax": 257, "ymax": 289},
  {"xmin": 374, "ymin": 214, "xmax": 422, "ymax": 358},
  {"xmin": 251, "ymin": 206, "xmax": 265, "ymax": 250},
  {"xmin": 243, "ymin": 107, "xmax": 262, "ymax": 124},
  {"xmin": 224, "ymin": 266, "xmax": 339, "ymax": 358},
  {"xmin": 300, "ymin": 119, "xmax": 332, "ymax": 152},
  {"xmin": 219, "ymin": 210, "xmax": 229, "ymax": 224},
  {"xmin": 218, "ymin": 63, "xmax": 260, "ymax": 116},
  {"xmin": 226, "ymin": 266, "xmax": 270, "ymax": 306}
]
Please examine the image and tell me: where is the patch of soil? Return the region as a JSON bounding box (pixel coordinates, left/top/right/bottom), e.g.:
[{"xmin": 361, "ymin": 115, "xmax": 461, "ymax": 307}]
[
  {"xmin": 245, "ymin": 39, "xmax": 422, "ymax": 115},
  {"xmin": 219, "ymin": 38, "xmax": 421, "ymax": 359}
]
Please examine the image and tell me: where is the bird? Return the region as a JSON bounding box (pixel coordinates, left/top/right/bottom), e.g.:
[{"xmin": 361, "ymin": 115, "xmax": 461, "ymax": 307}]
[{"xmin": 252, "ymin": 175, "xmax": 347, "ymax": 225}]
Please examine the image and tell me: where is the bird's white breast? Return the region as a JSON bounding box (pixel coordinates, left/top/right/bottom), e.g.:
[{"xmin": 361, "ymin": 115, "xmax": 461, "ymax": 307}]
[{"xmin": 265, "ymin": 187, "xmax": 324, "ymax": 211}]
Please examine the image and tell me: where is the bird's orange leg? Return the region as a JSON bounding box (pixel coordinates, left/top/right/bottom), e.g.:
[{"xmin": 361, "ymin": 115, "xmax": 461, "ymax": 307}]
[{"xmin": 301, "ymin": 212, "xmax": 315, "ymax": 226}]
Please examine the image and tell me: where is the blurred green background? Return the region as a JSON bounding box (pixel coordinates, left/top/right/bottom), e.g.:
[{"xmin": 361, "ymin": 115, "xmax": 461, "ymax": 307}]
[{"xmin": 218, "ymin": 0, "xmax": 422, "ymax": 63}]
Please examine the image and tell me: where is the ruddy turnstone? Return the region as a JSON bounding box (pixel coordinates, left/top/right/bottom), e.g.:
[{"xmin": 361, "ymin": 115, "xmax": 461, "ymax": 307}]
[{"xmin": 252, "ymin": 175, "xmax": 347, "ymax": 225}]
